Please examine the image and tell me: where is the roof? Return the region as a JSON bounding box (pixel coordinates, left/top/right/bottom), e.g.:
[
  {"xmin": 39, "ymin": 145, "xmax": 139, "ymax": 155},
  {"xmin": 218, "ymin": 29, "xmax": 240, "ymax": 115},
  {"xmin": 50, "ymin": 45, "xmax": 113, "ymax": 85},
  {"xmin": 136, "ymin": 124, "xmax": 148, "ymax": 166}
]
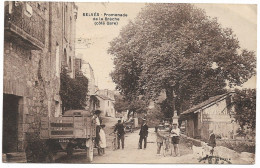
[
  {"xmin": 181, "ymin": 92, "xmax": 234, "ymax": 115},
  {"xmin": 96, "ymin": 94, "xmax": 115, "ymax": 101}
]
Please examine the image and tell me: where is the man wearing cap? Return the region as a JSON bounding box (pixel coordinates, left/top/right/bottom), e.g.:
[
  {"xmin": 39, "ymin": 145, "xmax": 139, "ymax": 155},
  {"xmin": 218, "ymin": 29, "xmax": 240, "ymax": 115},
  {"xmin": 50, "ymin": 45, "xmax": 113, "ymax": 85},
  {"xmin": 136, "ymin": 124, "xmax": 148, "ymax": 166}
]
[
  {"xmin": 139, "ymin": 119, "xmax": 149, "ymax": 149},
  {"xmin": 114, "ymin": 120, "xmax": 125, "ymax": 149}
]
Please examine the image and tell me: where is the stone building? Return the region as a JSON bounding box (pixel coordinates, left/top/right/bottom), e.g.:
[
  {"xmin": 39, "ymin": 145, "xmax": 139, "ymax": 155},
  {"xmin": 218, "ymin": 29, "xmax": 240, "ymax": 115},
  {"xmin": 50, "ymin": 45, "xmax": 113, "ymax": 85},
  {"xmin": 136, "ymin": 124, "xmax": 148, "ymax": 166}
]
[
  {"xmin": 96, "ymin": 89, "xmax": 116, "ymax": 117},
  {"xmin": 3, "ymin": 1, "xmax": 77, "ymax": 162}
]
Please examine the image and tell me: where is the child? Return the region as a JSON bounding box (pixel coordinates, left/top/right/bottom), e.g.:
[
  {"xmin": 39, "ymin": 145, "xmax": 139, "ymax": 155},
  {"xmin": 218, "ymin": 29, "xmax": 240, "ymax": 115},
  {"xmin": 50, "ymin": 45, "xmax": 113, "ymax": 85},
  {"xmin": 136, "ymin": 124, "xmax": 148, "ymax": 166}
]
[
  {"xmin": 208, "ymin": 130, "xmax": 216, "ymax": 155},
  {"xmin": 170, "ymin": 123, "xmax": 180, "ymax": 157},
  {"xmin": 99, "ymin": 124, "xmax": 106, "ymax": 155}
]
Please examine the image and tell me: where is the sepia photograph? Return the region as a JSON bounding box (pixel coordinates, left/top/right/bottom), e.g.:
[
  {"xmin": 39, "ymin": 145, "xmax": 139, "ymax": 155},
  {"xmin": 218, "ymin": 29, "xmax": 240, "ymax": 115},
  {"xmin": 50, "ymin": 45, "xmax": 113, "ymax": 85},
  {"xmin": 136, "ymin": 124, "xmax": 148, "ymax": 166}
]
[{"xmin": 1, "ymin": 0, "xmax": 258, "ymax": 165}]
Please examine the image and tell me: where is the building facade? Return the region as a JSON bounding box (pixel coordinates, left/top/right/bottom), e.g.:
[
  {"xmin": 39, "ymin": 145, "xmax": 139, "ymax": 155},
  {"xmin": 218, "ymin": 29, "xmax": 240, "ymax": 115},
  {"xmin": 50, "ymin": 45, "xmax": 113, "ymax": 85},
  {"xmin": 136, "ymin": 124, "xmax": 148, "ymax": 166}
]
[
  {"xmin": 96, "ymin": 89, "xmax": 116, "ymax": 117},
  {"xmin": 180, "ymin": 92, "xmax": 240, "ymax": 141},
  {"xmin": 75, "ymin": 54, "xmax": 99, "ymax": 112},
  {"xmin": 3, "ymin": 1, "xmax": 77, "ymax": 160}
]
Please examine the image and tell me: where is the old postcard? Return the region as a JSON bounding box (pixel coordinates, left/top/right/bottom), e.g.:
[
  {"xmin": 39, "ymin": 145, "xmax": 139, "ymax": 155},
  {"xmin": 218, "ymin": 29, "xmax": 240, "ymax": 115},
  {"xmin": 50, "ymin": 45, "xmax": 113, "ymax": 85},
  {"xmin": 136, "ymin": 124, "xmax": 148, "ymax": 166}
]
[{"xmin": 1, "ymin": 0, "xmax": 258, "ymax": 165}]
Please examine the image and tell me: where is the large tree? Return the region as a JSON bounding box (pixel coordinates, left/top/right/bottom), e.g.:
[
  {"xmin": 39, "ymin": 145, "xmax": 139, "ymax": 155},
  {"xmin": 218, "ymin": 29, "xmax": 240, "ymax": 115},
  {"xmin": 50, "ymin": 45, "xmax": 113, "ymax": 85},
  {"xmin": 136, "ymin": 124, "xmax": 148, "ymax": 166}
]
[{"xmin": 109, "ymin": 4, "xmax": 256, "ymax": 117}]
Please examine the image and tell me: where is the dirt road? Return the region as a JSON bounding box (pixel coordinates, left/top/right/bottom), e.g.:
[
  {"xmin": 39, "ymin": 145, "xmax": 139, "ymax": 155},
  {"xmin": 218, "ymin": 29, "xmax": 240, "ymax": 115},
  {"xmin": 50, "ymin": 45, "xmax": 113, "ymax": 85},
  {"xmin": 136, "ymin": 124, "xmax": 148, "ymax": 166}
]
[
  {"xmin": 54, "ymin": 117, "xmax": 252, "ymax": 164},
  {"xmin": 93, "ymin": 128, "xmax": 195, "ymax": 164}
]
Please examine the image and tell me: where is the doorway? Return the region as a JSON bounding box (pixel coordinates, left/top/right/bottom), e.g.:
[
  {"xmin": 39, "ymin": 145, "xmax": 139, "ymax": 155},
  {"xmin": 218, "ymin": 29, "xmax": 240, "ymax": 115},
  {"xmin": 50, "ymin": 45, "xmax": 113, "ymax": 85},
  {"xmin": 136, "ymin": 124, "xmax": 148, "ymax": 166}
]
[{"xmin": 3, "ymin": 94, "xmax": 21, "ymax": 153}]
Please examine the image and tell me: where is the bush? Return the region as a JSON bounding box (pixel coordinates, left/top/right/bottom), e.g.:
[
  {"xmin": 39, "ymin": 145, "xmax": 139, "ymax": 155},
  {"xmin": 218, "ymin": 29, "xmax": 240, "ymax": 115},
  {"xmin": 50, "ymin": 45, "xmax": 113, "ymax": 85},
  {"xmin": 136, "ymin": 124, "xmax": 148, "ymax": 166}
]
[{"xmin": 60, "ymin": 68, "xmax": 89, "ymax": 113}]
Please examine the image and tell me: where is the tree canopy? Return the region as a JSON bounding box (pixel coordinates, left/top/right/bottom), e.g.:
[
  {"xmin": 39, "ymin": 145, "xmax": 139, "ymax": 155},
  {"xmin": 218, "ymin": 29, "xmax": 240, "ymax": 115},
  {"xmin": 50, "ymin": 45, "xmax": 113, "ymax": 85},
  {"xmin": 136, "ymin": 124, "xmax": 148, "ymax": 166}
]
[
  {"xmin": 233, "ymin": 89, "xmax": 256, "ymax": 131},
  {"xmin": 108, "ymin": 4, "xmax": 256, "ymax": 117},
  {"xmin": 114, "ymin": 94, "xmax": 148, "ymax": 117}
]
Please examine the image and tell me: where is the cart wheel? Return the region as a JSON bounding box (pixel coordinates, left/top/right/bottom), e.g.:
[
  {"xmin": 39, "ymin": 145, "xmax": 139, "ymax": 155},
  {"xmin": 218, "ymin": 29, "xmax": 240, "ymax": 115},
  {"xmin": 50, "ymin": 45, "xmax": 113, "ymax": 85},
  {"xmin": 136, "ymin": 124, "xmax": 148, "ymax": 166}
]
[
  {"xmin": 46, "ymin": 151, "xmax": 55, "ymax": 163},
  {"xmin": 86, "ymin": 140, "xmax": 94, "ymax": 162},
  {"xmin": 66, "ymin": 143, "xmax": 74, "ymax": 156}
]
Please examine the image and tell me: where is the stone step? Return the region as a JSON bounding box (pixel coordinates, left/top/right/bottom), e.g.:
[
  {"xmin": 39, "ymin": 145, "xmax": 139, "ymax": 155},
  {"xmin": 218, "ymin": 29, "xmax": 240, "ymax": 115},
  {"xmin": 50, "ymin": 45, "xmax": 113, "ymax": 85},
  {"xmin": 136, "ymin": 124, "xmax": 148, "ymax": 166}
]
[{"xmin": 5, "ymin": 152, "xmax": 27, "ymax": 163}]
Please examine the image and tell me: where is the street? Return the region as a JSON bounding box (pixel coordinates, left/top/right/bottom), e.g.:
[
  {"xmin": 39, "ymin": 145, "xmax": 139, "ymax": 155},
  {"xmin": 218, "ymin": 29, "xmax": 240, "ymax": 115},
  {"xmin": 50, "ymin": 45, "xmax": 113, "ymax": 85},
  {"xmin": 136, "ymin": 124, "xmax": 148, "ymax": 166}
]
[
  {"xmin": 54, "ymin": 117, "xmax": 197, "ymax": 164},
  {"xmin": 52, "ymin": 117, "xmax": 254, "ymax": 164}
]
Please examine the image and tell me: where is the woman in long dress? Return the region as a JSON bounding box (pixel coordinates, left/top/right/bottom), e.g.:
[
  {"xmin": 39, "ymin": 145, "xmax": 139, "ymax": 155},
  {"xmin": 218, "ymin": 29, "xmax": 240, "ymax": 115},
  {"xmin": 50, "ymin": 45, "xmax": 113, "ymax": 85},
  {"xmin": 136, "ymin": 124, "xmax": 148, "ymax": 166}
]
[{"xmin": 99, "ymin": 124, "xmax": 106, "ymax": 155}]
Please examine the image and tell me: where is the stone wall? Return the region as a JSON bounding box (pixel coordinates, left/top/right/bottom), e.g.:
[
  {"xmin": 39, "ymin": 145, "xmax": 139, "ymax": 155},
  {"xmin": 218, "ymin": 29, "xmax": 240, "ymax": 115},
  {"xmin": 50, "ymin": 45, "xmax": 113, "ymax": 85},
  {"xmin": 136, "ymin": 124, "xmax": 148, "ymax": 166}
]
[
  {"xmin": 3, "ymin": 40, "xmax": 51, "ymax": 152},
  {"xmin": 3, "ymin": 2, "xmax": 78, "ymax": 160}
]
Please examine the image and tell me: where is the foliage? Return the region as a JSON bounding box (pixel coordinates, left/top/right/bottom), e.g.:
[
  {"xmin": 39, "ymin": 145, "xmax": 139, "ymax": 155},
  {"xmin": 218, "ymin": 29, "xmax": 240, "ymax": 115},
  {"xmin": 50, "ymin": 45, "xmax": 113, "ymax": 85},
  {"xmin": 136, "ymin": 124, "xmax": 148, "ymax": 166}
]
[
  {"xmin": 114, "ymin": 94, "xmax": 148, "ymax": 117},
  {"xmin": 233, "ymin": 89, "xmax": 256, "ymax": 131},
  {"xmin": 146, "ymin": 103, "xmax": 164, "ymax": 127},
  {"xmin": 128, "ymin": 98, "xmax": 148, "ymax": 115},
  {"xmin": 108, "ymin": 4, "xmax": 256, "ymax": 117},
  {"xmin": 114, "ymin": 94, "xmax": 129, "ymax": 113},
  {"xmin": 217, "ymin": 140, "xmax": 255, "ymax": 153},
  {"xmin": 60, "ymin": 68, "xmax": 89, "ymax": 113}
]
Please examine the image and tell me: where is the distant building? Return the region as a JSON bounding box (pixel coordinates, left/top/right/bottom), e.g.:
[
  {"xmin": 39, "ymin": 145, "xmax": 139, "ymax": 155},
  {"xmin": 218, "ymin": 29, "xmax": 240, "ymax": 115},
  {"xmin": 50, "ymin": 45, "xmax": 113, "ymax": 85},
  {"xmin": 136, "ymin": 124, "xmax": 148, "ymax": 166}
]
[
  {"xmin": 81, "ymin": 61, "xmax": 97, "ymax": 95},
  {"xmin": 180, "ymin": 92, "xmax": 240, "ymax": 141},
  {"xmin": 96, "ymin": 89, "xmax": 116, "ymax": 117}
]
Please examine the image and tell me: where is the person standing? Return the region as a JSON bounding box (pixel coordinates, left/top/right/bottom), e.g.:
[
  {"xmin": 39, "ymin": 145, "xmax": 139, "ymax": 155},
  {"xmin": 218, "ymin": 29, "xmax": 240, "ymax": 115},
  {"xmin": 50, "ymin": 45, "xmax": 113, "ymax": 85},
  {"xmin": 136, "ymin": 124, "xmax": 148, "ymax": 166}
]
[
  {"xmin": 170, "ymin": 123, "xmax": 180, "ymax": 156},
  {"xmin": 156, "ymin": 124, "xmax": 165, "ymax": 155},
  {"xmin": 139, "ymin": 119, "xmax": 148, "ymax": 149},
  {"xmin": 208, "ymin": 130, "xmax": 216, "ymax": 155},
  {"xmin": 93, "ymin": 110, "xmax": 102, "ymax": 148},
  {"xmin": 114, "ymin": 120, "xmax": 125, "ymax": 149},
  {"xmin": 99, "ymin": 124, "xmax": 106, "ymax": 155}
]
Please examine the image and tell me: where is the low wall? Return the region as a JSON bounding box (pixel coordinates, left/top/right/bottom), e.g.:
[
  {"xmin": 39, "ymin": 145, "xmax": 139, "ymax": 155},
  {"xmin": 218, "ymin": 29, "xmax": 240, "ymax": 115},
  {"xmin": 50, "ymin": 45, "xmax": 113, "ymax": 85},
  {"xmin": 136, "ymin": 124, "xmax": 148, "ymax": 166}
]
[
  {"xmin": 181, "ymin": 134, "xmax": 202, "ymax": 147},
  {"xmin": 216, "ymin": 139, "xmax": 255, "ymax": 153}
]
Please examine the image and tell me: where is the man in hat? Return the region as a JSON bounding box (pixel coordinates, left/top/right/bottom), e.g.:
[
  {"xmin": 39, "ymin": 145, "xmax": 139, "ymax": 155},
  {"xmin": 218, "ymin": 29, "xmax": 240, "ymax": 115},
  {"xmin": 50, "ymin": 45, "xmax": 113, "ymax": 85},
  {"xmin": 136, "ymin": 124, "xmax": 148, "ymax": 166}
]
[
  {"xmin": 139, "ymin": 119, "xmax": 149, "ymax": 149},
  {"xmin": 114, "ymin": 120, "xmax": 125, "ymax": 149}
]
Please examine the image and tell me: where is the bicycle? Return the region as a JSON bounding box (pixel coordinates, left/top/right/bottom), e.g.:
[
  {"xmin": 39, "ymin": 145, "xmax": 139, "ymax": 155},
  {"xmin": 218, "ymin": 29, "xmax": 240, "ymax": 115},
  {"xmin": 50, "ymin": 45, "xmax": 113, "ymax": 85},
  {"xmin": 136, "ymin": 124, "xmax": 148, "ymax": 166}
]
[
  {"xmin": 109, "ymin": 132, "xmax": 118, "ymax": 151},
  {"xmin": 162, "ymin": 135, "xmax": 172, "ymax": 157}
]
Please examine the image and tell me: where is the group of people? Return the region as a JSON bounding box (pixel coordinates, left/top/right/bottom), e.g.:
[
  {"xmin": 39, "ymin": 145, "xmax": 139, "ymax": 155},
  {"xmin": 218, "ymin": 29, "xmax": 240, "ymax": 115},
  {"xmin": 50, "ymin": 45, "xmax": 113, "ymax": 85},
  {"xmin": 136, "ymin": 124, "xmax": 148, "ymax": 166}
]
[
  {"xmin": 155, "ymin": 121, "xmax": 181, "ymax": 156},
  {"xmin": 93, "ymin": 109, "xmax": 182, "ymax": 157},
  {"xmin": 112, "ymin": 116, "xmax": 181, "ymax": 156},
  {"xmin": 113, "ymin": 118, "xmax": 149, "ymax": 150}
]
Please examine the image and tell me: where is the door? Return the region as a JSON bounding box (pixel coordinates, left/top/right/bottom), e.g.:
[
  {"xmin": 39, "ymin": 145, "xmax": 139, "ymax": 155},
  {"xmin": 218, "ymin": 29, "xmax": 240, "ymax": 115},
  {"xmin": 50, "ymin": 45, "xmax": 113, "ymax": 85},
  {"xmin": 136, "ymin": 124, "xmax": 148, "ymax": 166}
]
[
  {"xmin": 194, "ymin": 113, "xmax": 199, "ymax": 138},
  {"xmin": 187, "ymin": 118, "xmax": 194, "ymax": 138},
  {"xmin": 3, "ymin": 94, "xmax": 20, "ymax": 153}
]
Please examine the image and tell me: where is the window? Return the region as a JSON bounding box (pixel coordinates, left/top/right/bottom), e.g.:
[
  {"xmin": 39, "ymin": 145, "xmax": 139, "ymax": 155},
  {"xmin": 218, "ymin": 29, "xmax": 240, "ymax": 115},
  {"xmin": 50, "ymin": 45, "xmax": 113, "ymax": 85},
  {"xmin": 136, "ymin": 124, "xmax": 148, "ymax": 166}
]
[
  {"xmin": 69, "ymin": 56, "xmax": 72, "ymax": 71},
  {"xmin": 63, "ymin": 49, "xmax": 67, "ymax": 66}
]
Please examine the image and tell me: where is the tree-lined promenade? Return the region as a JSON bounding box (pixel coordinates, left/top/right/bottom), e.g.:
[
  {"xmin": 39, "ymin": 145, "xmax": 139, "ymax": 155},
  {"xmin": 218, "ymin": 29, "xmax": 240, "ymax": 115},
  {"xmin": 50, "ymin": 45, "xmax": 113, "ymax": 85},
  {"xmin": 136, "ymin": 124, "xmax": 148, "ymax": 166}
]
[{"xmin": 108, "ymin": 4, "xmax": 256, "ymax": 119}]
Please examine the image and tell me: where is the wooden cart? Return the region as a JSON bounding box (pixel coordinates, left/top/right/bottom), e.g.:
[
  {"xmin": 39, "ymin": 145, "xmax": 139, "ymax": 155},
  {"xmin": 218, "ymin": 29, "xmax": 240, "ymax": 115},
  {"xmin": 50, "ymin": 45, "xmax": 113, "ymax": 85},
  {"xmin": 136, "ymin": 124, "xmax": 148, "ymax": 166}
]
[{"xmin": 40, "ymin": 110, "xmax": 96, "ymax": 162}]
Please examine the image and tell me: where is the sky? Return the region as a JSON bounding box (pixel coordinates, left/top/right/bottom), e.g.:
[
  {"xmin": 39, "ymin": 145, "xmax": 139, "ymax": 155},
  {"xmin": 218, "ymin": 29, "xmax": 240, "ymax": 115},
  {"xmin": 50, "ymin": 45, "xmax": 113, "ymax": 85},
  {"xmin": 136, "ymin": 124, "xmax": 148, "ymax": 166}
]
[{"xmin": 75, "ymin": 3, "xmax": 257, "ymax": 90}]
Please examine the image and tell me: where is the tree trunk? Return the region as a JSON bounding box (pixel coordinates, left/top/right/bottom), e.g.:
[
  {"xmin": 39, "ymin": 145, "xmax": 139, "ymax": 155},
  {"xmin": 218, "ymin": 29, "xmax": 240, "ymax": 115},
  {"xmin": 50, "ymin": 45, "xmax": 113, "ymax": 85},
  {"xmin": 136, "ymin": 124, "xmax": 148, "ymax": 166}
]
[
  {"xmin": 175, "ymin": 96, "xmax": 183, "ymax": 116},
  {"xmin": 165, "ymin": 87, "xmax": 174, "ymax": 118}
]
